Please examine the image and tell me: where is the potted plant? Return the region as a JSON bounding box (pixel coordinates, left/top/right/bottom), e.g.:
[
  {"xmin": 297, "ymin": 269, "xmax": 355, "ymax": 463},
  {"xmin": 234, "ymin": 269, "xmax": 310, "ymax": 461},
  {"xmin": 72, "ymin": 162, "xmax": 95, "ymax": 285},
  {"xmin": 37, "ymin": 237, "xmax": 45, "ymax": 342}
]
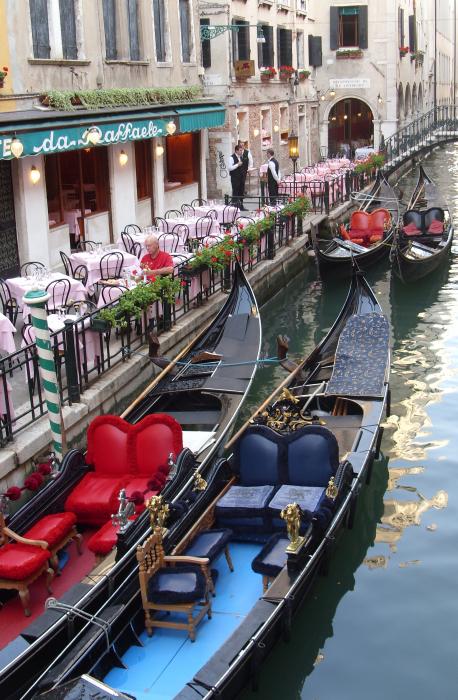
[
  {"xmin": 279, "ymin": 65, "xmax": 295, "ymax": 80},
  {"xmin": 353, "ymin": 153, "xmax": 385, "ymax": 175},
  {"xmin": 280, "ymin": 195, "xmax": 311, "ymax": 218},
  {"xmin": 260, "ymin": 66, "xmax": 277, "ymax": 80},
  {"xmin": 0, "ymin": 66, "xmax": 9, "ymax": 88},
  {"xmin": 297, "ymin": 69, "xmax": 311, "ymax": 80},
  {"xmin": 188, "ymin": 235, "xmax": 242, "ymax": 271},
  {"xmin": 410, "ymin": 50, "xmax": 424, "ymax": 65},
  {"xmin": 399, "ymin": 46, "xmax": 409, "ymax": 57},
  {"xmin": 336, "ymin": 48, "xmax": 363, "ymax": 59},
  {"xmin": 97, "ymin": 276, "xmax": 181, "ymax": 329}
]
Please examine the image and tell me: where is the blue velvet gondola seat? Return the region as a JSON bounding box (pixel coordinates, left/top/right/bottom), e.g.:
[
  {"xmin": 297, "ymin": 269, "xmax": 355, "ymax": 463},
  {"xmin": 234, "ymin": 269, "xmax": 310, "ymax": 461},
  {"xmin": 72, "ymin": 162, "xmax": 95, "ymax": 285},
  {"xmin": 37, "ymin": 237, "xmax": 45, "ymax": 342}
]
[
  {"xmin": 215, "ymin": 424, "xmax": 340, "ymax": 535},
  {"xmin": 251, "ymin": 533, "xmax": 290, "ymax": 591},
  {"xmin": 182, "ymin": 529, "xmax": 234, "ymax": 593}
]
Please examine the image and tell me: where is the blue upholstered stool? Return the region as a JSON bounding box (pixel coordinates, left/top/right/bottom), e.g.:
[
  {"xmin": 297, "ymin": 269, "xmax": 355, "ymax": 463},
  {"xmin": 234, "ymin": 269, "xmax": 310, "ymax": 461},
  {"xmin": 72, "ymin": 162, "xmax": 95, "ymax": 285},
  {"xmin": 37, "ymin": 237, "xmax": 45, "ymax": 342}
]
[
  {"xmin": 183, "ymin": 529, "xmax": 234, "ymax": 593},
  {"xmin": 251, "ymin": 533, "xmax": 289, "ymax": 592}
]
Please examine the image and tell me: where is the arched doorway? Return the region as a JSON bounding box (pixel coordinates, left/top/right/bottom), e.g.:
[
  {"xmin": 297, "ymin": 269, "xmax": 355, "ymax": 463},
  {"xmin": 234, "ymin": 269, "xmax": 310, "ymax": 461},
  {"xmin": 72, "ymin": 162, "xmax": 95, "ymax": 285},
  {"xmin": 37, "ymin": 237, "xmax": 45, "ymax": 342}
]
[{"xmin": 327, "ymin": 98, "xmax": 374, "ymax": 158}]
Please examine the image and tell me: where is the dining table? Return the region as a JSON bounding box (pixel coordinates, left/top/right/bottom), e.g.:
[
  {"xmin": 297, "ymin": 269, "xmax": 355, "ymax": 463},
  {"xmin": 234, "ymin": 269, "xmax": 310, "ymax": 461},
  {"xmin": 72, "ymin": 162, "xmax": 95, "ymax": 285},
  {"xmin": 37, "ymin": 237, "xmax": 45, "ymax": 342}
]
[
  {"xmin": 0, "ymin": 312, "xmax": 16, "ymax": 355},
  {"xmin": 6, "ymin": 272, "xmax": 87, "ymax": 321},
  {"xmin": 156, "ymin": 215, "xmax": 221, "ymax": 242},
  {"xmin": 69, "ymin": 248, "xmax": 140, "ymax": 292},
  {"xmin": 193, "ymin": 204, "xmax": 239, "ymax": 224}
]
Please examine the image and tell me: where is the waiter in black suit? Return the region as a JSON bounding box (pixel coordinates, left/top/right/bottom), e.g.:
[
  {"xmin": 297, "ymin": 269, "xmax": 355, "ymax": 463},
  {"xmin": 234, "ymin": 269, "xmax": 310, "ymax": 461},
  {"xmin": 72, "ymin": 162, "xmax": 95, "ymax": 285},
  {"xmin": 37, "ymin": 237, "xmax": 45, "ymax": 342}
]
[
  {"xmin": 266, "ymin": 148, "xmax": 281, "ymax": 204},
  {"xmin": 238, "ymin": 140, "xmax": 253, "ymax": 210},
  {"xmin": 228, "ymin": 144, "xmax": 245, "ymax": 210}
]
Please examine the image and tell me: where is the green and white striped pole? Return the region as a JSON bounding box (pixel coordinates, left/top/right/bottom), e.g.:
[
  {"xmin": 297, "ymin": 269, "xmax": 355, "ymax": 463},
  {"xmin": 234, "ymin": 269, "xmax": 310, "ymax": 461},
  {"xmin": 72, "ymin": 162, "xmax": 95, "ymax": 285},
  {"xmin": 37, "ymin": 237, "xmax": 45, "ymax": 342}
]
[{"xmin": 23, "ymin": 289, "xmax": 64, "ymax": 460}]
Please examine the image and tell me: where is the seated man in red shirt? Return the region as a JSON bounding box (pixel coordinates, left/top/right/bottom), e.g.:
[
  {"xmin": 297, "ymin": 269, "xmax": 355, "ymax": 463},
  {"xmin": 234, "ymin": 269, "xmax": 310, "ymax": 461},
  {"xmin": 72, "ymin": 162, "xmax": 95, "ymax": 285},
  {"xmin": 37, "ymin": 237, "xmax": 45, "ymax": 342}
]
[{"xmin": 140, "ymin": 235, "xmax": 174, "ymax": 281}]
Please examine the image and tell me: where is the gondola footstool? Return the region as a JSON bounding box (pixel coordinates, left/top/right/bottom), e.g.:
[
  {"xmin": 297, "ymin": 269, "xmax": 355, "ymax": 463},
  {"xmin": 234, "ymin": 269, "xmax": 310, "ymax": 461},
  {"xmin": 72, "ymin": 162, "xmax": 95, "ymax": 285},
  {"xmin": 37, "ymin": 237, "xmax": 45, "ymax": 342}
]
[{"xmin": 251, "ymin": 533, "xmax": 289, "ymax": 592}]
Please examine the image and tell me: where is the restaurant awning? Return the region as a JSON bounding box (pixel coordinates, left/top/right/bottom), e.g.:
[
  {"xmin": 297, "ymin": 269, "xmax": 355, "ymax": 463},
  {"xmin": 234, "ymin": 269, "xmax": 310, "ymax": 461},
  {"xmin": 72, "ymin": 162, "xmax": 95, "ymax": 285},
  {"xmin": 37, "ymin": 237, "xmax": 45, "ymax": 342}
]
[{"xmin": 0, "ymin": 102, "xmax": 225, "ymax": 160}]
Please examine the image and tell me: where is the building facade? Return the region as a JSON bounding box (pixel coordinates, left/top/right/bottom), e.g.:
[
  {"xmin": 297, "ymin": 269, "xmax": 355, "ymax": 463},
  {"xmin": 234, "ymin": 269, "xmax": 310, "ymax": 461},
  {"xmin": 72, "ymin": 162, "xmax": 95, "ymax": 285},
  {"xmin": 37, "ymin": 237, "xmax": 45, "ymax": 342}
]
[{"xmin": 0, "ymin": 0, "xmax": 223, "ymax": 275}]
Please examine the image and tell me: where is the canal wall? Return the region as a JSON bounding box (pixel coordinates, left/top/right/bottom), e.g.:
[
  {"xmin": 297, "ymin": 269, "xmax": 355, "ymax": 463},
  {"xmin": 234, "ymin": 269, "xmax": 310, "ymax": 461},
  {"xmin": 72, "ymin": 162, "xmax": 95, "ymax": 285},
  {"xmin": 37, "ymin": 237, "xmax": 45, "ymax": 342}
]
[{"xmin": 1, "ymin": 211, "xmax": 348, "ymax": 491}]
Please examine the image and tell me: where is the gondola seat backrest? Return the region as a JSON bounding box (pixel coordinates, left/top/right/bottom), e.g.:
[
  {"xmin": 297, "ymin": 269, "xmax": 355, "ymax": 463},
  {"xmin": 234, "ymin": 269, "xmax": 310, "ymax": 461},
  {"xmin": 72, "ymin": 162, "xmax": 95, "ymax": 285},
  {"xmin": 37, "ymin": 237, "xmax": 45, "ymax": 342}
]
[
  {"xmin": 403, "ymin": 208, "xmax": 445, "ymax": 236},
  {"xmin": 65, "ymin": 414, "xmax": 183, "ymax": 525},
  {"xmin": 348, "ymin": 210, "xmax": 388, "ymax": 244},
  {"xmin": 287, "ymin": 425, "xmax": 339, "ymax": 486}
]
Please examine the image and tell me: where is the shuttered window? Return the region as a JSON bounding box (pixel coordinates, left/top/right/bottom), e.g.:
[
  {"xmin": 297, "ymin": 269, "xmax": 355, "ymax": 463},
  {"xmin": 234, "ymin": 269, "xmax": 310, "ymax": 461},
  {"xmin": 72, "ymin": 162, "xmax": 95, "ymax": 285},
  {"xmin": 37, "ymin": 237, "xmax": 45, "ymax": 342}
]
[
  {"xmin": 277, "ymin": 28, "xmax": 292, "ymax": 68},
  {"xmin": 59, "ymin": 0, "xmax": 77, "ymax": 59},
  {"xmin": 128, "ymin": 0, "xmax": 140, "ymax": 60},
  {"xmin": 408, "ymin": 14, "xmax": 416, "ymax": 51},
  {"xmin": 200, "ymin": 19, "xmax": 211, "ymax": 69},
  {"xmin": 308, "ymin": 35, "xmax": 322, "ymax": 67},
  {"xmin": 232, "ymin": 20, "xmax": 250, "ymax": 62},
  {"xmin": 399, "ymin": 7, "xmax": 405, "ymax": 47},
  {"xmin": 102, "ymin": 0, "xmax": 117, "ymax": 59},
  {"xmin": 29, "ymin": 0, "xmax": 51, "ymax": 59},
  {"xmin": 179, "ymin": 0, "xmax": 192, "ymax": 63},
  {"xmin": 153, "ymin": 0, "xmax": 167, "ymax": 62},
  {"xmin": 258, "ymin": 25, "xmax": 274, "ymax": 68},
  {"xmin": 330, "ymin": 5, "xmax": 368, "ymax": 50}
]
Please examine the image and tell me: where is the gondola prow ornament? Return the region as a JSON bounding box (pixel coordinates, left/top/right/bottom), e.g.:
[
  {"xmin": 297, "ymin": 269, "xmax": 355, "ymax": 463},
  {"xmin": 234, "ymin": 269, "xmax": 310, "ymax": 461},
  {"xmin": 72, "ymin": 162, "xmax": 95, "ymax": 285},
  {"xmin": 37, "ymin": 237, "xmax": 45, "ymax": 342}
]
[{"xmin": 146, "ymin": 495, "xmax": 169, "ymax": 534}]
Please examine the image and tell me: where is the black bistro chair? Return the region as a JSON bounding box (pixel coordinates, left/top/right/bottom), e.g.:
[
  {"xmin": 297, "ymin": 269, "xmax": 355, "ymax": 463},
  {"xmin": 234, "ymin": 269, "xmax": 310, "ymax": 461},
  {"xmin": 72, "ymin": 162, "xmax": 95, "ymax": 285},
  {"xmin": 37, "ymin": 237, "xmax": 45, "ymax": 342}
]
[
  {"xmin": 164, "ymin": 209, "xmax": 182, "ymax": 219},
  {"xmin": 195, "ymin": 216, "xmax": 213, "ymax": 242},
  {"xmin": 222, "ymin": 204, "xmax": 239, "ymax": 226},
  {"xmin": 191, "ymin": 198, "xmax": 207, "ymax": 207},
  {"xmin": 99, "ymin": 251, "xmax": 124, "ymax": 281},
  {"xmin": 0, "ymin": 278, "xmax": 19, "ymax": 325},
  {"xmin": 21, "ymin": 323, "xmax": 39, "ymax": 395},
  {"xmin": 45, "ymin": 278, "xmax": 71, "ymax": 313},
  {"xmin": 76, "ymin": 239, "xmax": 98, "ymax": 252},
  {"xmin": 181, "ymin": 203, "xmax": 195, "ymax": 217},
  {"xmin": 121, "ymin": 231, "xmax": 137, "ymax": 255},
  {"xmin": 60, "ymin": 251, "xmax": 89, "ymax": 287},
  {"xmin": 152, "ymin": 216, "xmax": 169, "ymax": 233},
  {"xmin": 20, "ymin": 261, "xmax": 45, "ymax": 277},
  {"xmin": 171, "ymin": 223, "xmax": 189, "ymax": 251},
  {"xmin": 123, "ymin": 224, "xmax": 142, "ymax": 235}
]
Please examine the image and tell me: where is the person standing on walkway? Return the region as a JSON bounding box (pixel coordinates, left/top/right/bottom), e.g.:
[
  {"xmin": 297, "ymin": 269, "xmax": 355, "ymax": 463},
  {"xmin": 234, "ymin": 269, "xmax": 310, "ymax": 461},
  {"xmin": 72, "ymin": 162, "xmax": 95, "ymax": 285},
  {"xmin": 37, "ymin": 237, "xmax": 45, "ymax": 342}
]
[
  {"xmin": 238, "ymin": 140, "xmax": 253, "ymax": 209},
  {"xmin": 228, "ymin": 144, "xmax": 245, "ymax": 210},
  {"xmin": 266, "ymin": 149, "xmax": 281, "ymax": 204}
]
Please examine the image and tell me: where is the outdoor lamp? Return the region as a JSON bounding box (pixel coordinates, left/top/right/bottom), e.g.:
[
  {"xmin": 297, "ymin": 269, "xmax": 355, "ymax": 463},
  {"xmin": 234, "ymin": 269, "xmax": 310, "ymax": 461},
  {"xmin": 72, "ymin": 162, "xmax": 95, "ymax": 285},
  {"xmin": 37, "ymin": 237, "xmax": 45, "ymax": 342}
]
[
  {"xmin": 86, "ymin": 126, "xmax": 102, "ymax": 145},
  {"xmin": 10, "ymin": 136, "xmax": 24, "ymax": 158},
  {"xmin": 288, "ymin": 132, "xmax": 299, "ymax": 161},
  {"xmin": 256, "ymin": 28, "xmax": 266, "ymax": 44},
  {"xmin": 156, "ymin": 145, "xmax": 164, "ymax": 157},
  {"xmin": 253, "ymin": 127, "xmax": 260, "ymax": 137},
  {"xmin": 166, "ymin": 121, "xmax": 177, "ymax": 135},
  {"xmin": 119, "ymin": 150, "xmax": 128, "ymax": 166},
  {"xmin": 30, "ymin": 165, "xmax": 41, "ymax": 184},
  {"xmin": 273, "ymin": 123, "xmax": 279, "ymax": 132},
  {"xmin": 329, "ymin": 89, "xmax": 336, "ymax": 97},
  {"xmin": 378, "ymin": 93, "xmax": 383, "ymax": 104}
]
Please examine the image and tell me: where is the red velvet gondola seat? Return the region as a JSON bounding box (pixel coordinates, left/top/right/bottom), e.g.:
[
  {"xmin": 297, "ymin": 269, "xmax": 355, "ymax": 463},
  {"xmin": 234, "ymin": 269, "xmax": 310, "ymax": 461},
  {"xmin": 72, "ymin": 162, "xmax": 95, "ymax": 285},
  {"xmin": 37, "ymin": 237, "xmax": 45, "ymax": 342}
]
[
  {"xmin": 65, "ymin": 414, "xmax": 183, "ymax": 525},
  {"xmin": 346, "ymin": 208, "xmax": 390, "ymax": 246},
  {"xmin": 23, "ymin": 512, "xmax": 82, "ymax": 568},
  {"xmin": 87, "ymin": 515, "xmax": 138, "ymax": 560}
]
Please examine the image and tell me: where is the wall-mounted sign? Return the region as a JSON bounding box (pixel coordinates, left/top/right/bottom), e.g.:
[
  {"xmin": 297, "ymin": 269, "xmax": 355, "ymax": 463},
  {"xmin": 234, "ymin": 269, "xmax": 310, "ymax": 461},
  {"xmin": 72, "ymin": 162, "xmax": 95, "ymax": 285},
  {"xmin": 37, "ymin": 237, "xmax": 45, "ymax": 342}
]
[
  {"xmin": 234, "ymin": 60, "xmax": 255, "ymax": 78},
  {"xmin": 329, "ymin": 78, "xmax": 370, "ymax": 89},
  {"xmin": 0, "ymin": 118, "xmax": 169, "ymax": 160},
  {"xmin": 202, "ymin": 74, "xmax": 222, "ymax": 86}
]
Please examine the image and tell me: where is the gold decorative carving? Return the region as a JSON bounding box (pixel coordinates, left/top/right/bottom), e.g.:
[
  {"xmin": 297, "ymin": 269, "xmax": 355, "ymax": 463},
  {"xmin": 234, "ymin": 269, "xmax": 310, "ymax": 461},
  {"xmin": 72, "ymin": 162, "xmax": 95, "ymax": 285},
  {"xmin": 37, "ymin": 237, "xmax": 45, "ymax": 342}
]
[
  {"xmin": 326, "ymin": 476, "xmax": 338, "ymax": 500},
  {"xmin": 193, "ymin": 470, "xmax": 208, "ymax": 492},
  {"xmin": 279, "ymin": 387, "xmax": 299, "ymax": 404},
  {"xmin": 280, "ymin": 502, "xmax": 305, "ymax": 552},
  {"xmin": 146, "ymin": 495, "xmax": 169, "ymax": 532}
]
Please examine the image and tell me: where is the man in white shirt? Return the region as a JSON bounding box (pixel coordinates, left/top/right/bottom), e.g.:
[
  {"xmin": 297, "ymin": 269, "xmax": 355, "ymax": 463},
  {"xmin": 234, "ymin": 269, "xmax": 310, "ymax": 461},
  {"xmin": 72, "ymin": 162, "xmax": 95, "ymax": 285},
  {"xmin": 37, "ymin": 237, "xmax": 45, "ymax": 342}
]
[{"xmin": 266, "ymin": 149, "xmax": 281, "ymax": 204}]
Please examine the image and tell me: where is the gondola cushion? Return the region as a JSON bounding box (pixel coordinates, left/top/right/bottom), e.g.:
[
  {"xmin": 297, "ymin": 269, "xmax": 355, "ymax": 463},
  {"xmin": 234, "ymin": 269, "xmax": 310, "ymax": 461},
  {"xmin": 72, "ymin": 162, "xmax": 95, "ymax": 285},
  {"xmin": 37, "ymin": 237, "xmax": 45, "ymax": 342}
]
[
  {"xmin": 23, "ymin": 512, "xmax": 77, "ymax": 549},
  {"xmin": 87, "ymin": 515, "xmax": 138, "ymax": 556},
  {"xmin": 251, "ymin": 534, "xmax": 289, "ymax": 579},
  {"xmin": 403, "ymin": 208, "xmax": 445, "ymax": 236},
  {"xmin": 215, "ymin": 485, "xmax": 275, "ymax": 529},
  {"xmin": 427, "ymin": 219, "xmax": 444, "ymax": 234},
  {"xmin": 287, "ymin": 425, "xmax": 339, "ymax": 486},
  {"xmin": 147, "ymin": 565, "xmax": 207, "ymax": 604},
  {"xmin": 0, "ymin": 543, "xmax": 50, "ymax": 580},
  {"xmin": 65, "ymin": 474, "xmax": 127, "ymax": 525},
  {"xmin": 183, "ymin": 529, "xmax": 233, "ymax": 562},
  {"xmin": 268, "ymin": 485, "xmax": 325, "ymax": 515}
]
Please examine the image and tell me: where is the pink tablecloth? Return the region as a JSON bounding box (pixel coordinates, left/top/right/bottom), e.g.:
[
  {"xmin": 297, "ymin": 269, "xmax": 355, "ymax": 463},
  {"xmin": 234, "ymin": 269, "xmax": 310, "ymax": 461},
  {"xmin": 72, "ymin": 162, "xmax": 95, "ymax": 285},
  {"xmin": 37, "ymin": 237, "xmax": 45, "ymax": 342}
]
[
  {"xmin": 157, "ymin": 216, "xmax": 221, "ymax": 241},
  {"xmin": 70, "ymin": 249, "xmax": 139, "ymax": 290},
  {"xmin": 194, "ymin": 204, "xmax": 239, "ymax": 224},
  {"xmin": 6, "ymin": 273, "xmax": 87, "ymax": 321},
  {"xmin": 0, "ymin": 313, "xmax": 16, "ymax": 354}
]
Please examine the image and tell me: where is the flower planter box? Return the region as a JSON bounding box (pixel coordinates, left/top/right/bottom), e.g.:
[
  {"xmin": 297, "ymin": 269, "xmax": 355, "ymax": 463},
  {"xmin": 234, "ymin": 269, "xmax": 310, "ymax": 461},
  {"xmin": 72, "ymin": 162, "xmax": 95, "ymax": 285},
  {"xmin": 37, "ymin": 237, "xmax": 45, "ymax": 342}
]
[
  {"xmin": 336, "ymin": 50, "xmax": 363, "ymax": 60},
  {"xmin": 261, "ymin": 74, "xmax": 274, "ymax": 81},
  {"xmin": 90, "ymin": 316, "xmax": 112, "ymax": 332}
]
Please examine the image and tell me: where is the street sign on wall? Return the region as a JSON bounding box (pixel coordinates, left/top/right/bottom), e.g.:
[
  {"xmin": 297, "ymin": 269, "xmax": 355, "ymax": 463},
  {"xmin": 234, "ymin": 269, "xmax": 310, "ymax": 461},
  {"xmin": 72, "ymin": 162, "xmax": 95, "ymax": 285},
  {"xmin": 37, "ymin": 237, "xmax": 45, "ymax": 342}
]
[{"xmin": 329, "ymin": 78, "xmax": 370, "ymax": 89}]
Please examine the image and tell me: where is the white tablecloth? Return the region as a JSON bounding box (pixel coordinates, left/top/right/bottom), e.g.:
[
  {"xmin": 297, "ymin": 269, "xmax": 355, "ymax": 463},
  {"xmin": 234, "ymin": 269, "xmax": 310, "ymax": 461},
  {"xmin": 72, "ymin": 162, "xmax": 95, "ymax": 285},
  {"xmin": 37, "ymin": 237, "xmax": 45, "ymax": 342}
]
[
  {"xmin": 157, "ymin": 216, "xmax": 221, "ymax": 241},
  {"xmin": 194, "ymin": 204, "xmax": 239, "ymax": 224},
  {"xmin": 354, "ymin": 146, "xmax": 375, "ymax": 161},
  {"xmin": 70, "ymin": 249, "xmax": 139, "ymax": 290},
  {"xmin": 0, "ymin": 312, "xmax": 16, "ymax": 355},
  {"xmin": 6, "ymin": 273, "xmax": 87, "ymax": 321}
]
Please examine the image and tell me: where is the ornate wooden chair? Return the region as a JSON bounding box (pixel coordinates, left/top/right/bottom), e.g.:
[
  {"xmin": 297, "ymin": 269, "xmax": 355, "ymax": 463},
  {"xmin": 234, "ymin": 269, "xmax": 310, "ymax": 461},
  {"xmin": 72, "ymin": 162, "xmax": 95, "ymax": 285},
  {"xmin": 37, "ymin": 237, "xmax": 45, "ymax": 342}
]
[
  {"xmin": 137, "ymin": 527, "xmax": 212, "ymax": 641},
  {"xmin": 0, "ymin": 511, "xmax": 54, "ymax": 616}
]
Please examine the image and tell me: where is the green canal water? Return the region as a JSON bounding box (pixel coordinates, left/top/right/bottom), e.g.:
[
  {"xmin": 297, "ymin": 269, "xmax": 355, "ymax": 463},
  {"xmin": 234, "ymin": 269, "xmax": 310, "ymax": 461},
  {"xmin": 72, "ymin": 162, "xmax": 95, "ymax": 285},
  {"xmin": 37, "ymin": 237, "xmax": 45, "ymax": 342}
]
[{"xmin": 240, "ymin": 147, "xmax": 458, "ymax": 700}]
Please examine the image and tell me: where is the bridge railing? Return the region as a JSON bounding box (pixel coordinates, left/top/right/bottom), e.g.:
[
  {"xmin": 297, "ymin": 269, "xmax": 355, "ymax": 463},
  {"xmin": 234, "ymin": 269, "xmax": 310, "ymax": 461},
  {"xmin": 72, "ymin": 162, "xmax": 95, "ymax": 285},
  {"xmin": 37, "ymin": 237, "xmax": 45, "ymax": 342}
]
[{"xmin": 383, "ymin": 105, "xmax": 458, "ymax": 171}]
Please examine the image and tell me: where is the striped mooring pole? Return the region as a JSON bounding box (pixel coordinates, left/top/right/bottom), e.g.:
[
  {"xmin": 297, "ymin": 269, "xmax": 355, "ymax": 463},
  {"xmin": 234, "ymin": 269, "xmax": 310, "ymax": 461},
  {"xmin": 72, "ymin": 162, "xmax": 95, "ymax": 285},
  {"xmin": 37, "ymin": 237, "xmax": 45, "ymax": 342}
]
[{"xmin": 23, "ymin": 289, "xmax": 64, "ymax": 460}]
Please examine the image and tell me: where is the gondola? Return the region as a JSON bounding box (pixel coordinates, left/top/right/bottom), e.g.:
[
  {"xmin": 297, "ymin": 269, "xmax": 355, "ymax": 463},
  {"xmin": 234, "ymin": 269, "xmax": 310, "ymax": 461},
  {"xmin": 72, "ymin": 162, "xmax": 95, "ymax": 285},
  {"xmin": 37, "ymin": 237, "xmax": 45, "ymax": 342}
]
[
  {"xmin": 35, "ymin": 269, "xmax": 390, "ymax": 700},
  {"xmin": 390, "ymin": 164, "xmax": 454, "ymax": 283},
  {"xmin": 0, "ymin": 261, "xmax": 261, "ymax": 700},
  {"xmin": 313, "ymin": 171, "xmax": 399, "ymax": 277}
]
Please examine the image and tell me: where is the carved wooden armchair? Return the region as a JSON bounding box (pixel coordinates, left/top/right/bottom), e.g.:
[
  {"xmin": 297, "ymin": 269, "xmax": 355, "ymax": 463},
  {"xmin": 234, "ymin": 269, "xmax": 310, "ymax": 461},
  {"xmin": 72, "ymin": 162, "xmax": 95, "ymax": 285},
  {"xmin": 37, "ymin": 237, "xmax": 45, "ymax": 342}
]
[{"xmin": 136, "ymin": 527, "xmax": 212, "ymax": 641}]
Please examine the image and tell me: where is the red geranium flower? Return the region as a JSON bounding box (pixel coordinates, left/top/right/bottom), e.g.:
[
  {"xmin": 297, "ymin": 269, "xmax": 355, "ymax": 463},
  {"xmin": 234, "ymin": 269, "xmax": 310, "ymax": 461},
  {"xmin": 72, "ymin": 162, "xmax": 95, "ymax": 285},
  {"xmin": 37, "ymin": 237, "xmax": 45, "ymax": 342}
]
[
  {"xmin": 180, "ymin": 280, "xmax": 187, "ymax": 287},
  {"xmin": 2, "ymin": 67, "xmax": 8, "ymax": 73},
  {"xmin": 211, "ymin": 256, "xmax": 217, "ymax": 262},
  {"xmin": 224, "ymin": 250, "xmax": 232, "ymax": 257},
  {"xmin": 238, "ymin": 223, "xmax": 245, "ymax": 230}
]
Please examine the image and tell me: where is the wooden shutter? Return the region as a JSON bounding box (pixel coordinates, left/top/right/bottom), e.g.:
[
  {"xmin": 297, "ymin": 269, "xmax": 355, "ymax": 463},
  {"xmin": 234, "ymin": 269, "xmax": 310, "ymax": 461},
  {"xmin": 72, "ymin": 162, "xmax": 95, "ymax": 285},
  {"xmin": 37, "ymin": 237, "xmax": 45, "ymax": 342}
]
[
  {"xmin": 128, "ymin": 0, "xmax": 140, "ymax": 61},
  {"xmin": 283, "ymin": 29, "xmax": 292, "ymax": 66},
  {"xmin": 408, "ymin": 14, "xmax": 416, "ymax": 51},
  {"xmin": 308, "ymin": 35, "xmax": 322, "ymax": 67},
  {"xmin": 179, "ymin": 0, "xmax": 191, "ymax": 62},
  {"xmin": 277, "ymin": 28, "xmax": 281, "ymax": 67},
  {"xmin": 330, "ymin": 6, "xmax": 339, "ymax": 50},
  {"xmin": 399, "ymin": 7, "xmax": 405, "ymax": 47},
  {"xmin": 234, "ymin": 21, "xmax": 250, "ymax": 62},
  {"xmin": 358, "ymin": 6, "xmax": 368, "ymax": 49},
  {"xmin": 261, "ymin": 25, "xmax": 274, "ymax": 66},
  {"xmin": 153, "ymin": 0, "xmax": 166, "ymax": 62},
  {"xmin": 102, "ymin": 0, "xmax": 117, "ymax": 60},
  {"xmin": 29, "ymin": 0, "xmax": 50, "ymax": 59},
  {"xmin": 200, "ymin": 19, "xmax": 211, "ymax": 68},
  {"xmin": 59, "ymin": 0, "xmax": 77, "ymax": 59}
]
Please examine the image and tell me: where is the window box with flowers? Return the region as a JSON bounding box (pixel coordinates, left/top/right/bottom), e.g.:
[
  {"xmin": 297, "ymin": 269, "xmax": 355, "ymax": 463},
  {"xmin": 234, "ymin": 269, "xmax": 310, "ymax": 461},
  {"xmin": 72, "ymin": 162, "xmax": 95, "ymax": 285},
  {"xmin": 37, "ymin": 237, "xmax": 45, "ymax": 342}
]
[
  {"xmin": 0, "ymin": 66, "xmax": 9, "ymax": 88},
  {"xmin": 188, "ymin": 236, "xmax": 242, "ymax": 272},
  {"xmin": 279, "ymin": 65, "xmax": 295, "ymax": 80},
  {"xmin": 297, "ymin": 69, "xmax": 311, "ymax": 81},
  {"xmin": 410, "ymin": 50, "xmax": 424, "ymax": 66},
  {"xmin": 260, "ymin": 66, "xmax": 277, "ymax": 81},
  {"xmin": 399, "ymin": 46, "xmax": 409, "ymax": 58},
  {"xmin": 336, "ymin": 48, "xmax": 363, "ymax": 59}
]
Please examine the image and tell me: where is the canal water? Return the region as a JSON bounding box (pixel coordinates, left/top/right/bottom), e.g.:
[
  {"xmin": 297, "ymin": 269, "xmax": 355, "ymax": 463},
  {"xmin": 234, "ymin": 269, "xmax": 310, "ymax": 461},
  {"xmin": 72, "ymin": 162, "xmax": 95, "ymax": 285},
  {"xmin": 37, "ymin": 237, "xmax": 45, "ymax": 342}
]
[{"xmin": 240, "ymin": 146, "xmax": 458, "ymax": 700}]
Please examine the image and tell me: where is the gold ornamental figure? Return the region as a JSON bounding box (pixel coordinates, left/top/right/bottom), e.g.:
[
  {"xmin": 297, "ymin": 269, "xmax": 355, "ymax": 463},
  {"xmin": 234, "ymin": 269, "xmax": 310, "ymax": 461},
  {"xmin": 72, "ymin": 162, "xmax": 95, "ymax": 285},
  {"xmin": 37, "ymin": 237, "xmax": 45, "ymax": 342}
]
[
  {"xmin": 146, "ymin": 495, "xmax": 170, "ymax": 533},
  {"xmin": 280, "ymin": 502, "xmax": 305, "ymax": 552}
]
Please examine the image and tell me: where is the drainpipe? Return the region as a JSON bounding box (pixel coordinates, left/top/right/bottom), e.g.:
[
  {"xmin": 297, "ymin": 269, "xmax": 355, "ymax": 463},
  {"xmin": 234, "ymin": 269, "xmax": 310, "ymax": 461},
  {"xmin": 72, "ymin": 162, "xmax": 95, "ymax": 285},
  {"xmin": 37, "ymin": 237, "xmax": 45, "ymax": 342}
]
[{"xmin": 434, "ymin": 0, "xmax": 437, "ymax": 119}]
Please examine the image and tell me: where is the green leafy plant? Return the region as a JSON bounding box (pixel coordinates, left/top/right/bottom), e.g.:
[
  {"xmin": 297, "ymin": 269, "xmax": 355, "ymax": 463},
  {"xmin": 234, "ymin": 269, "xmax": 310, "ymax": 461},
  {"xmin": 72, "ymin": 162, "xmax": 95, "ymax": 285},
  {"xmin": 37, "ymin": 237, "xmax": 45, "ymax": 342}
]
[
  {"xmin": 0, "ymin": 66, "xmax": 9, "ymax": 80},
  {"xmin": 260, "ymin": 66, "xmax": 277, "ymax": 78},
  {"xmin": 98, "ymin": 276, "xmax": 181, "ymax": 328},
  {"xmin": 279, "ymin": 65, "xmax": 295, "ymax": 77},
  {"xmin": 41, "ymin": 86, "xmax": 202, "ymax": 111},
  {"xmin": 280, "ymin": 195, "xmax": 311, "ymax": 218},
  {"xmin": 298, "ymin": 69, "xmax": 311, "ymax": 79},
  {"xmin": 336, "ymin": 48, "xmax": 363, "ymax": 58},
  {"xmin": 189, "ymin": 235, "xmax": 242, "ymax": 271},
  {"xmin": 354, "ymin": 153, "xmax": 385, "ymax": 175}
]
